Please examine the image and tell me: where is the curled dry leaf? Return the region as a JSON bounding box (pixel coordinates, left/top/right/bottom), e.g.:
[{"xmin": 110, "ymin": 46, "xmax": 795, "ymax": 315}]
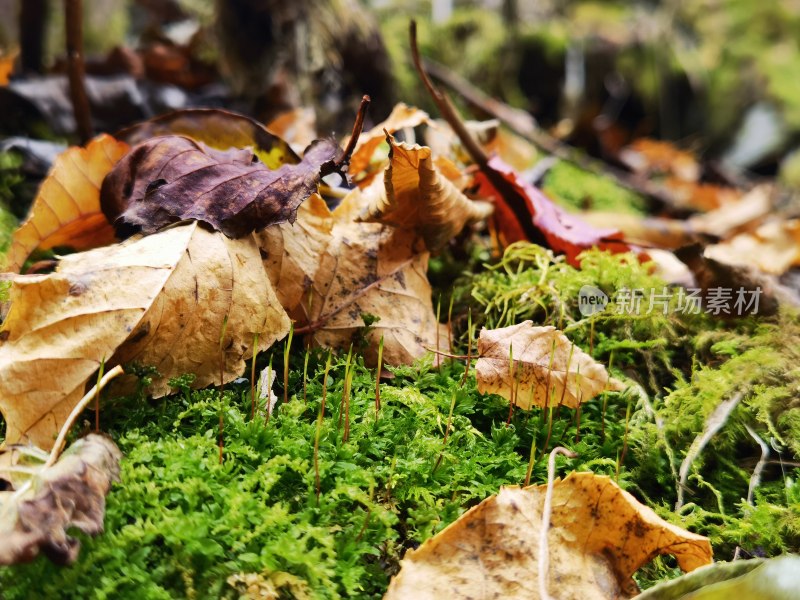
[
  {"xmin": 117, "ymin": 107, "xmax": 300, "ymax": 168},
  {"xmin": 476, "ymin": 321, "xmax": 624, "ymax": 409},
  {"xmin": 258, "ymin": 192, "xmax": 447, "ymax": 366},
  {"xmin": 348, "ymin": 103, "xmax": 431, "ymax": 185},
  {"xmin": 385, "ymin": 472, "xmax": 713, "ymax": 600},
  {"xmin": 357, "ymin": 134, "xmax": 493, "ymax": 252},
  {"xmin": 5, "ymin": 134, "xmax": 130, "ymax": 273},
  {"xmin": 0, "ymin": 434, "xmax": 121, "ymax": 566},
  {"xmin": 0, "ymin": 222, "xmax": 289, "ymax": 449},
  {"xmin": 100, "ymin": 135, "xmax": 339, "ymax": 239}
]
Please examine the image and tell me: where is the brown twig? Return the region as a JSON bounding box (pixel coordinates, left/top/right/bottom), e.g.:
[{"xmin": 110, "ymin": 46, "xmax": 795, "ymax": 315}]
[
  {"xmin": 409, "ymin": 21, "xmax": 545, "ymax": 245},
  {"xmin": 322, "ymin": 95, "xmax": 370, "ymax": 181},
  {"xmin": 422, "ymin": 55, "xmax": 682, "ymax": 209},
  {"xmin": 64, "ymin": 0, "xmax": 93, "ymax": 144}
]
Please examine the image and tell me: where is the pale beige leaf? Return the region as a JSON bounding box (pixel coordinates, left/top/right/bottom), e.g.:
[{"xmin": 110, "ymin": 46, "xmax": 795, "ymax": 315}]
[
  {"xmin": 704, "ymin": 219, "xmax": 800, "ymax": 275},
  {"xmin": 305, "ymin": 223, "xmax": 446, "ymax": 366},
  {"xmin": 688, "ymin": 185, "xmax": 773, "ymax": 237},
  {"xmin": 357, "ymin": 135, "xmax": 493, "ymax": 252},
  {"xmin": 385, "ymin": 472, "xmax": 713, "ymax": 600},
  {"xmin": 5, "ymin": 134, "xmax": 130, "ymax": 273},
  {"xmin": 255, "ymin": 193, "xmax": 333, "ymax": 316},
  {"xmin": 0, "ymin": 434, "xmax": 121, "ymax": 565},
  {"xmin": 476, "ymin": 321, "xmax": 624, "ymax": 409},
  {"xmin": 0, "ymin": 223, "xmax": 289, "ymax": 449},
  {"xmin": 348, "ymin": 103, "xmax": 431, "ymax": 184}
]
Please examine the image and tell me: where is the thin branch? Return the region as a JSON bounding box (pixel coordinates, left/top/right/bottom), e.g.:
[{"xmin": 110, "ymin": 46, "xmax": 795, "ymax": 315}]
[
  {"xmin": 409, "ymin": 20, "xmax": 546, "ymax": 246},
  {"xmin": 46, "ymin": 365, "xmax": 123, "ymax": 467},
  {"xmin": 321, "ymin": 95, "xmax": 371, "ymax": 181},
  {"xmin": 539, "ymin": 446, "xmax": 577, "ymax": 600},
  {"xmin": 64, "ymin": 0, "xmax": 93, "ymax": 144}
]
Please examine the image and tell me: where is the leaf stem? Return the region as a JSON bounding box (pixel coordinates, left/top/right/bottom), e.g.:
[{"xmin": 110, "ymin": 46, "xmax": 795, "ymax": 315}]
[{"xmin": 46, "ymin": 365, "xmax": 123, "ymax": 467}]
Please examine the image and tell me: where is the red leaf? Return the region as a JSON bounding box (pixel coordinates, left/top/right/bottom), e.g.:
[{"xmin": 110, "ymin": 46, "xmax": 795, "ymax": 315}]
[{"xmin": 475, "ymin": 156, "xmax": 638, "ymax": 266}]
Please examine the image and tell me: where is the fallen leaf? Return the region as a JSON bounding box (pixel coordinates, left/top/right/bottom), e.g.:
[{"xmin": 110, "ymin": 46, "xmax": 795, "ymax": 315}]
[
  {"xmin": 475, "ymin": 156, "xmax": 638, "ymax": 266},
  {"xmin": 4, "ymin": 134, "xmax": 130, "ymax": 273},
  {"xmin": 100, "ymin": 135, "xmax": 339, "ymax": 238},
  {"xmin": 304, "ymin": 221, "xmax": 446, "ymax": 366},
  {"xmin": 266, "ymin": 107, "xmax": 318, "ymax": 155},
  {"xmin": 619, "ymin": 138, "xmax": 701, "ymax": 182},
  {"xmin": 385, "ymin": 472, "xmax": 712, "ymax": 600},
  {"xmin": 255, "ymin": 193, "xmax": 333, "ymax": 316},
  {"xmin": 636, "ymin": 555, "xmax": 800, "ymax": 600},
  {"xmin": 476, "ymin": 321, "xmax": 624, "ymax": 409},
  {"xmin": 0, "ymin": 50, "xmax": 16, "ymax": 86},
  {"xmin": 348, "ymin": 103, "xmax": 431, "ymax": 185},
  {"xmin": 688, "ymin": 185, "xmax": 772, "ymax": 237},
  {"xmin": 704, "ymin": 219, "xmax": 800, "ymax": 275},
  {"xmin": 0, "ymin": 222, "xmax": 289, "ymax": 449},
  {"xmin": 117, "ymin": 108, "xmax": 299, "ymax": 169},
  {"xmin": 0, "ymin": 434, "xmax": 121, "ymax": 565},
  {"xmin": 357, "ymin": 134, "xmax": 493, "ymax": 252}
]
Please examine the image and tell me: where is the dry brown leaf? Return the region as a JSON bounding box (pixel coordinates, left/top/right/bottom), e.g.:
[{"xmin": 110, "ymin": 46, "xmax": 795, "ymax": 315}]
[
  {"xmin": 4, "ymin": 134, "xmax": 130, "ymax": 273},
  {"xmin": 476, "ymin": 321, "xmax": 624, "ymax": 409},
  {"xmin": 255, "ymin": 193, "xmax": 333, "ymax": 316},
  {"xmin": 348, "ymin": 103, "xmax": 431, "ymax": 184},
  {"xmin": 357, "ymin": 135, "xmax": 493, "ymax": 252},
  {"xmin": 100, "ymin": 135, "xmax": 339, "ymax": 239},
  {"xmin": 385, "ymin": 472, "xmax": 713, "ymax": 600},
  {"xmin": 704, "ymin": 219, "xmax": 800, "ymax": 275},
  {"xmin": 304, "ymin": 222, "xmax": 446, "ymax": 366},
  {"xmin": 688, "ymin": 185, "xmax": 773, "ymax": 237},
  {"xmin": 0, "ymin": 222, "xmax": 289, "ymax": 449},
  {"xmin": 258, "ymin": 191, "xmax": 447, "ymax": 365},
  {"xmin": 0, "ymin": 434, "xmax": 121, "ymax": 565}
]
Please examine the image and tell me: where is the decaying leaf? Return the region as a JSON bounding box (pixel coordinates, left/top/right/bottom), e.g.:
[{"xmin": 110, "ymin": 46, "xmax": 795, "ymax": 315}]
[
  {"xmin": 227, "ymin": 569, "xmax": 312, "ymax": 600},
  {"xmin": 4, "ymin": 134, "xmax": 130, "ymax": 273},
  {"xmin": 255, "ymin": 193, "xmax": 334, "ymax": 316},
  {"xmin": 257, "ymin": 190, "xmax": 448, "ymax": 366},
  {"xmin": 0, "ymin": 222, "xmax": 289, "ymax": 449},
  {"xmin": 304, "ymin": 223, "xmax": 447, "ymax": 366},
  {"xmin": 476, "ymin": 321, "xmax": 624, "ymax": 409},
  {"xmin": 266, "ymin": 107, "xmax": 318, "ymax": 155},
  {"xmin": 0, "ymin": 434, "xmax": 121, "ymax": 566},
  {"xmin": 357, "ymin": 134, "xmax": 493, "ymax": 251},
  {"xmin": 385, "ymin": 472, "xmax": 713, "ymax": 600},
  {"xmin": 117, "ymin": 108, "xmax": 299, "ymax": 169},
  {"xmin": 704, "ymin": 219, "xmax": 800, "ymax": 275},
  {"xmin": 101, "ymin": 135, "xmax": 339, "ymax": 239},
  {"xmin": 348, "ymin": 103, "xmax": 431, "ymax": 185}
]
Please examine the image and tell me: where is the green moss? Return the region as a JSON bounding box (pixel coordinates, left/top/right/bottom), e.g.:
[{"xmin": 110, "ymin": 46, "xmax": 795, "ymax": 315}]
[{"xmin": 542, "ymin": 160, "xmax": 647, "ymax": 215}]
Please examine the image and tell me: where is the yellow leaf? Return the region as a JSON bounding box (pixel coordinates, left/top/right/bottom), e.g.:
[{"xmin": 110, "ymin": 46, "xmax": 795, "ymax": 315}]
[
  {"xmin": 476, "ymin": 321, "xmax": 624, "ymax": 409},
  {"xmin": 385, "ymin": 472, "xmax": 713, "ymax": 600},
  {"xmin": 5, "ymin": 134, "xmax": 130, "ymax": 273},
  {"xmin": 357, "ymin": 134, "xmax": 493, "ymax": 252},
  {"xmin": 0, "ymin": 222, "xmax": 289, "ymax": 449}
]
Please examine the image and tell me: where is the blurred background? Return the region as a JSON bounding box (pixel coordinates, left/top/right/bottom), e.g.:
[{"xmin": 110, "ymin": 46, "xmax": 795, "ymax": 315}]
[{"xmin": 0, "ymin": 0, "xmax": 799, "ymax": 184}]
